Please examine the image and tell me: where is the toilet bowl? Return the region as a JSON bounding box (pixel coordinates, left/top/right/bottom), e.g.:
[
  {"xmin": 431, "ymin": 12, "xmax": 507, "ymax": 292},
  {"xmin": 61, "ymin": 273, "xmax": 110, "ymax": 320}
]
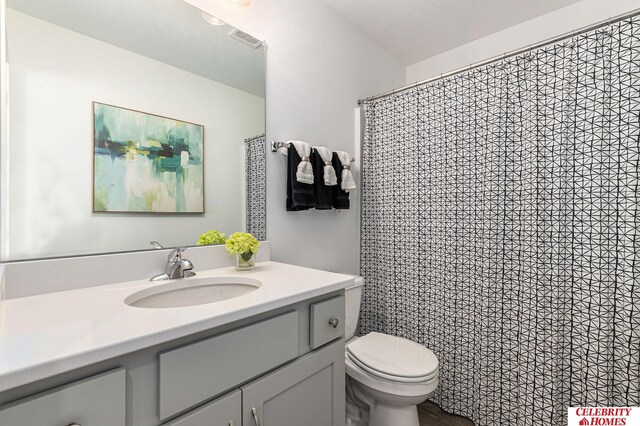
[{"xmin": 344, "ymin": 276, "xmax": 439, "ymax": 426}]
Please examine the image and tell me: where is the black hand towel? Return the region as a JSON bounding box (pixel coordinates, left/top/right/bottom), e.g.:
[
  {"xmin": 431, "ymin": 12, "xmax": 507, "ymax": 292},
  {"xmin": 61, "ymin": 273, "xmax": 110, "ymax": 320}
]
[
  {"xmin": 332, "ymin": 152, "xmax": 350, "ymax": 209},
  {"xmin": 311, "ymin": 150, "xmax": 333, "ymax": 210},
  {"xmin": 286, "ymin": 146, "xmax": 316, "ymax": 211}
]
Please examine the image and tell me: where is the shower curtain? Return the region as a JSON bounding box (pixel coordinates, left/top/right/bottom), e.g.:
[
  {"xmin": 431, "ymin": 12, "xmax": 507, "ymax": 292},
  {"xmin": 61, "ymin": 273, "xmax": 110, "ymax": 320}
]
[
  {"xmin": 244, "ymin": 134, "xmax": 266, "ymax": 241},
  {"xmin": 360, "ymin": 16, "xmax": 639, "ymax": 426}
]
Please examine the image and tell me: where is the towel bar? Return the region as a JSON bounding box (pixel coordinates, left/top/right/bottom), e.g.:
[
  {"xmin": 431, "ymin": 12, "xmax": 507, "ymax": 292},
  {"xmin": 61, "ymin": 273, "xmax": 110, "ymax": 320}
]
[{"xmin": 270, "ymin": 141, "xmax": 355, "ymax": 162}]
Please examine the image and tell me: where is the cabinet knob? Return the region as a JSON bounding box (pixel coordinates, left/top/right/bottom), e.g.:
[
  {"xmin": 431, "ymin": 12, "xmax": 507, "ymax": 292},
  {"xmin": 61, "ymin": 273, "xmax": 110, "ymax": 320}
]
[
  {"xmin": 251, "ymin": 407, "xmax": 261, "ymax": 426},
  {"xmin": 328, "ymin": 318, "xmax": 339, "ymax": 328}
]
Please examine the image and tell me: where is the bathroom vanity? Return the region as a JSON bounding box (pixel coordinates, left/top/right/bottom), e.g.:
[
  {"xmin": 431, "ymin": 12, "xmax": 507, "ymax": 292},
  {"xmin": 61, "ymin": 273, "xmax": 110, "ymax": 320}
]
[{"xmin": 0, "ymin": 262, "xmax": 350, "ymax": 426}]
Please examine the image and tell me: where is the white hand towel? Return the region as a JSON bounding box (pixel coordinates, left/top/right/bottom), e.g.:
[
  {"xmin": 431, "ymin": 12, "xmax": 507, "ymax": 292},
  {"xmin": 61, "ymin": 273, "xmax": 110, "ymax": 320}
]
[
  {"xmin": 336, "ymin": 151, "xmax": 356, "ymax": 192},
  {"xmin": 313, "ymin": 146, "xmax": 337, "ymax": 186},
  {"xmin": 288, "ymin": 140, "xmax": 314, "ymax": 184}
]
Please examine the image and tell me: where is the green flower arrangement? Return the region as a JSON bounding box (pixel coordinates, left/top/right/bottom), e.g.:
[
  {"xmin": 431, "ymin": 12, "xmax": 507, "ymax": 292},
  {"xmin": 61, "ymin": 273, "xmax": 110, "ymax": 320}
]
[
  {"xmin": 225, "ymin": 232, "xmax": 260, "ymax": 261},
  {"xmin": 197, "ymin": 229, "xmax": 226, "ymax": 246}
]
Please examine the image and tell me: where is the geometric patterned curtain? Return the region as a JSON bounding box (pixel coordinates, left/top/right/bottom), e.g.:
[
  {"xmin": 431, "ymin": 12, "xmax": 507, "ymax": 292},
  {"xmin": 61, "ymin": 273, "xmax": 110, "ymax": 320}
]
[
  {"xmin": 244, "ymin": 134, "xmax": 266, "ymax": 241},
  {"xmin": 360, "ymin": 15, "xmax": 640, "ymax": 426}
]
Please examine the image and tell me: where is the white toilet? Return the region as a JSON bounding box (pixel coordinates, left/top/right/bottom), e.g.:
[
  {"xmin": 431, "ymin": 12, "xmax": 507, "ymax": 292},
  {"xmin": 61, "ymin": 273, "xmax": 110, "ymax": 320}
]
[{"xmin": 344, "ymin": 276, "xmax": 439, "ymax": 426}]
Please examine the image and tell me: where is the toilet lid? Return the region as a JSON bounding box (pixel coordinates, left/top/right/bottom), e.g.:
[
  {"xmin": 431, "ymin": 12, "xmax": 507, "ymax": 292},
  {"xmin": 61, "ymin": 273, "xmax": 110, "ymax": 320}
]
[{"xmin": 346, "ymin": 332, "xmax": 439, "ymax": 381}]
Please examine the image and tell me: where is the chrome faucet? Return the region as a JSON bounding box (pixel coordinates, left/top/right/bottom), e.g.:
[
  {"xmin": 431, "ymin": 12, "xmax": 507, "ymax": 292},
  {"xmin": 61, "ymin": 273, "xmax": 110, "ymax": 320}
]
[{"xmin": 150, "ymin": 247, "xmax": 195, "ymax": 281}]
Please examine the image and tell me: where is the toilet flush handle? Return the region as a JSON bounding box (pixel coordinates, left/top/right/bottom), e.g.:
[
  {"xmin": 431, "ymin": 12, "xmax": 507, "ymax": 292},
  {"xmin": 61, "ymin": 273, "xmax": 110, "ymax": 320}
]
[{"xmin": 329, "ymin": 318, "xmax": 339, "ymax": 328}]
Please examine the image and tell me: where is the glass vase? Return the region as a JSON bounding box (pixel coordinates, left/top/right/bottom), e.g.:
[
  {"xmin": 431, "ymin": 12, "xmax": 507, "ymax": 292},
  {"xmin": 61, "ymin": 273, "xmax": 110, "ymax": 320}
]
[{"xmin": 236, "ymin": 250, "xmax": 256, "ymax": 271}]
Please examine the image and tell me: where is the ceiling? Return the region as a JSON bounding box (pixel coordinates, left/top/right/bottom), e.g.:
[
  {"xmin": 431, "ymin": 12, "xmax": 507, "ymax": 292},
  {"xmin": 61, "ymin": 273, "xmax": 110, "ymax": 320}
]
[
  {"xmin": 8, "ymin": 0, "xmax": 265, "ymax": 97},
  {"xmin": 321, "ymin": 0, "xmax": 582, "ymax": 65}
]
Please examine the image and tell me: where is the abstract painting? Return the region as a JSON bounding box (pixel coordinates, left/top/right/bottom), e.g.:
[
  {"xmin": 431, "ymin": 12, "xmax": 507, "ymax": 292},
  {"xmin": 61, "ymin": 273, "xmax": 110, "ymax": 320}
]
[{"xmin": 93, "ymin": 102, "xmax": 204, "ymax": 213}]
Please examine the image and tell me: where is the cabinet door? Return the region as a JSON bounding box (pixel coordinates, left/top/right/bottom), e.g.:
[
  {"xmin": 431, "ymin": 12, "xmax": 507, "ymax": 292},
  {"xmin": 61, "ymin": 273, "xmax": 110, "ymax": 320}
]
[
  {"xmin": 241, "ymin": 339, "xmax": 345, "ymax": 426},
  {"xmin": 165, "ymin": 390, "xmax": 241, "ymax": 426}
]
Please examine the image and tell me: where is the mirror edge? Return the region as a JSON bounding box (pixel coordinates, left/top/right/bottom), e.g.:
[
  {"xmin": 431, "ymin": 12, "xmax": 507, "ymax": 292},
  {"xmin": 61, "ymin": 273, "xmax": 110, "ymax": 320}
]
[{"xmin": 1, "ymin": 0, "xmax": 9, "ymax": 261}]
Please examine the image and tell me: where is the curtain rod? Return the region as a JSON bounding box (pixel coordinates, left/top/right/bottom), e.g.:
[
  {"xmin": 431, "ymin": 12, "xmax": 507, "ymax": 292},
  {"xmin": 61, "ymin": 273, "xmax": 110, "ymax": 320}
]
[{"xmin": 358, "ymin": 7, "xmax": 640, "ymax": 105}]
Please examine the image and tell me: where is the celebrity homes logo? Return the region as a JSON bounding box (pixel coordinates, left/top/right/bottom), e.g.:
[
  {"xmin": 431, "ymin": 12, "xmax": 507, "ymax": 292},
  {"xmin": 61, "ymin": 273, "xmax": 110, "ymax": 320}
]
[{"xmin": 568, "ymin": 407, "xmax": 640, "ymax": 425}]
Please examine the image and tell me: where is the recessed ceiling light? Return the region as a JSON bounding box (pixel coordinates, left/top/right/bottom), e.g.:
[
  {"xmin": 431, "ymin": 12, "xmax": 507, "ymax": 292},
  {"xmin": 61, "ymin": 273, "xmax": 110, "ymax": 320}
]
[
  {"xmin": 229, "ymin": 0, "xmax": 250, "ymax": 7},
  {"xmin": 201, "ymin": 11, "xmax": 226, "ymax": 26}
]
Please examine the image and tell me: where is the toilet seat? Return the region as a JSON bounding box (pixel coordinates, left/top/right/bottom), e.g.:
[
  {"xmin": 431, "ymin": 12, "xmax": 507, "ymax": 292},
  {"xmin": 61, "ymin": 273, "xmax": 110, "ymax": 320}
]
[
  {"xmin": 346, "ymin": 332, "xmax": 439, "ymax": 383},
  {"xmin": 347, "ymin": 352, "xmax": 439, "ymax": 383}
]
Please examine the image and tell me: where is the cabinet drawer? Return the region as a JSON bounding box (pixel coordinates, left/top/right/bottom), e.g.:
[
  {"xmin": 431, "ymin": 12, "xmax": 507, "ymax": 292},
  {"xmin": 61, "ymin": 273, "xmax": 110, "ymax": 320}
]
[
  {"xmin": 165, "ymin": 389, "xmax": 241, "ymax": 426},
  {"xmin": 310, "ymin": 296, "xmax": 345, "ymax": 349},
  {"xmin": 159, "ymin": 311, "xmax": 299, "ymax": 420},
  {"xmin": 0, "ymin": 368, "xmax": 125, "ymax": 426}
]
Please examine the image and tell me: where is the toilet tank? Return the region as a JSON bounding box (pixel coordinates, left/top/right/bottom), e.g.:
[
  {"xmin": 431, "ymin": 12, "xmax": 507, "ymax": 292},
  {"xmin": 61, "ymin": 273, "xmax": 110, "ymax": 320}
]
[{"xmin": 345, "ymin": 275, "xmax": 364, "ymax": 341}]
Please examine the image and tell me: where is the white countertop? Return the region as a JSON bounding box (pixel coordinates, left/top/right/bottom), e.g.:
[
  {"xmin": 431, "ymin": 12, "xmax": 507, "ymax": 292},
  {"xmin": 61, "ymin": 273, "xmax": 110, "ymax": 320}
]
[{"xmin": 0, "ymin": 261, "xmax": 353, "ymax": 393}]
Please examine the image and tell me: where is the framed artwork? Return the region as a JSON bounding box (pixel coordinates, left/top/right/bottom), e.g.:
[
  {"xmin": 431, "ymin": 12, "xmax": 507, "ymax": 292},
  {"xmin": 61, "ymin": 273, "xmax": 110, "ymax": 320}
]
[{"xmin": 93, "ymin": 102, "xmax": 204, "ymax": 213}]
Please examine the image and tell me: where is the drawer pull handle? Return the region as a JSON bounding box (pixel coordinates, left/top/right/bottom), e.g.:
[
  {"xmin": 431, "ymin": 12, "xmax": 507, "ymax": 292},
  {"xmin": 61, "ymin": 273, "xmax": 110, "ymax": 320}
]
[
  {"xmin": 251, "ymin": 407, "xmax": 261, "ymax": 426},
  {"xmin": 329, "ymin": 318, "xmax": 339, "ymax": 328}
]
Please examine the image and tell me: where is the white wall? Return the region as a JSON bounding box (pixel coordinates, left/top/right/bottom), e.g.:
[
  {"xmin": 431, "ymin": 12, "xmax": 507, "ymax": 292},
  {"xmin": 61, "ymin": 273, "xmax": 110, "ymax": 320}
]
[
  {"xmin": 184, "ymin": 0, "xmax": 406, "ymax": 274},
  {"xmin": 4, "ymin": 10, "xmax": 265, "ymax": 260},
  {"xmin": 407, "ymin": 0, "xmax": 640, "ymax": 83}
]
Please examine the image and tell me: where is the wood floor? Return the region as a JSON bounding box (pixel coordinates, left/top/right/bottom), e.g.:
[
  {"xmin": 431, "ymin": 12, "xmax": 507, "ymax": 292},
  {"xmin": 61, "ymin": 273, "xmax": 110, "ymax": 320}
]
[{"xmin": 418, "ymin": 402, "xmax": 475, "ymax": 426}]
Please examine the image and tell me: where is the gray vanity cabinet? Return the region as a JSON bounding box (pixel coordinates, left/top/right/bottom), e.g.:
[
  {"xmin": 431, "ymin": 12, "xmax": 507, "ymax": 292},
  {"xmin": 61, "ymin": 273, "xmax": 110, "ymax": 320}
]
[
  {"xmin": 0, "ymin": 291, "xmax": 346, "ymax": 426},
  {"xmin": 241, "ymin": 339, "xmax": 345, "ymax": 426}
]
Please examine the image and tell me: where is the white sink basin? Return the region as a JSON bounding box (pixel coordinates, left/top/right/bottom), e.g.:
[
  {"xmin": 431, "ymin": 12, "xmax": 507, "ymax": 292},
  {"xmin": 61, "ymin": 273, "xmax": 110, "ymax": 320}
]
[{"xmin": 125, "ymin": 277, "xmax": 262, "ymax": 309}]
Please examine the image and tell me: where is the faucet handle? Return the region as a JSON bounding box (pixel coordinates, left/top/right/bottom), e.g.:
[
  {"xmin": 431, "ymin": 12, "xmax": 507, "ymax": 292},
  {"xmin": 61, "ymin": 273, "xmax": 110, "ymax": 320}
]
[
  {"xmin": 150, "ymin": 241, "xmax": 164, "ymax": 249},
  {"xmin": 167, "ymin": 247, "xmax": 186, "ymax": 262}
]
